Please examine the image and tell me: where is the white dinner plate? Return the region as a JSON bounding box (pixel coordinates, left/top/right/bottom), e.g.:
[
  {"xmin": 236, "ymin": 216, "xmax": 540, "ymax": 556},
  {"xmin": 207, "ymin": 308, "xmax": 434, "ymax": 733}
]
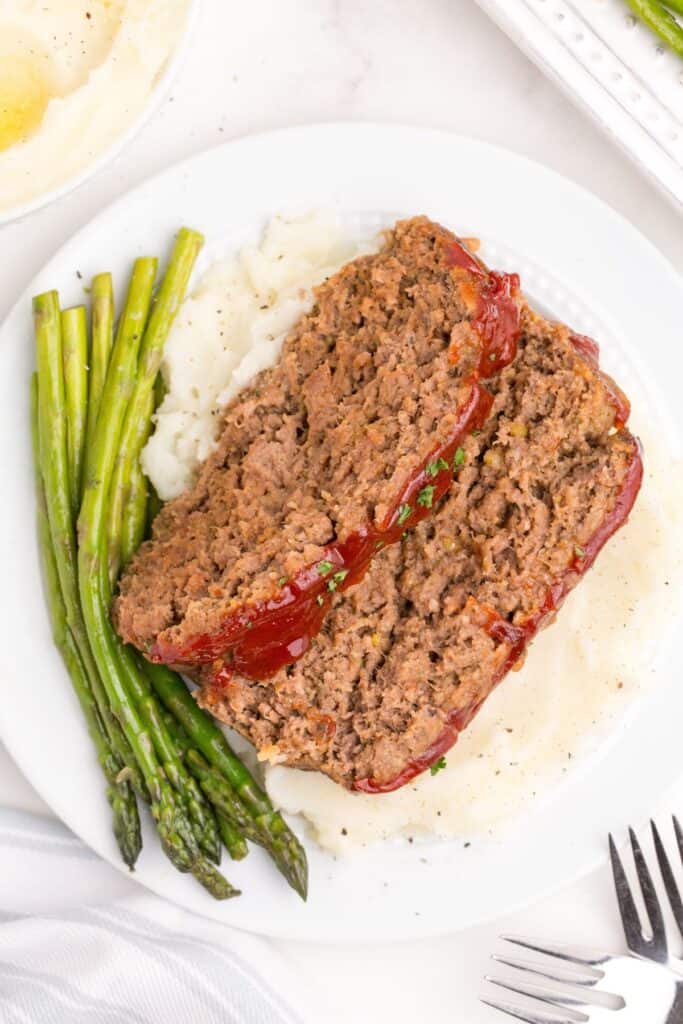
[{"xmin": 0, "ymin": 124, "xmax": 681, "ymax": 944}]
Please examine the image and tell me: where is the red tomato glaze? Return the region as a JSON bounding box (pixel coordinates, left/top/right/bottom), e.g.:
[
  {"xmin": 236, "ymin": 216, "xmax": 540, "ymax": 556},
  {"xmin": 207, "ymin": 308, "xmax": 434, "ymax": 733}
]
[{"xmin": 151, "ymin": 240, "xmax": 521, "ymax": 680}]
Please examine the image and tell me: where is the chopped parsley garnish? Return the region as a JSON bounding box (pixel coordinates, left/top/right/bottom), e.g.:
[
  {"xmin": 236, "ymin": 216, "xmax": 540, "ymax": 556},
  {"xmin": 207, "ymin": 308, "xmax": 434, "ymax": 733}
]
[
  {"xmin": 453, "ymin": 447, "xmax": 466, "ymax": 468},
  {"xmin": 375, "ymin": 540, "xmax": 384, "ymax": 550},
  {"xmin": 316, "ymin": 595, "xmax": 324, "ymax": 606},
  {"xmin": 574, "ymin": 544, "xmax": 586, "ymax": 559},
  {"xmin": 430, "ymin": 756, "xmax": 447, "ymax": 776},
  {"xmin": 489, "ymin": 351, "xmax": 498, "ymax": 361},
  {"xmin": 426, "ymin": 457, "xmax": 449, "ymax": 478},
  {"xmin": 471, "ymin": 429, "xmax": 481, "ymax": 437},
  {"xmin": 327, "ymin": 570, "xmax": 349, "ymax": 592},
  {"xmin": 277, "ymin": 576, "xmax": 288, "ymax": 586},
  {"xmin": 397, "ymin": 504, "xmax": 412, "ymax": 526},
  {"xmin": 417, "ymin": 484, "xmax": 436, "ymax": 509},
  {"xmin": 316, "ymin": 560, "xmax": 334, "ymax": 576}
]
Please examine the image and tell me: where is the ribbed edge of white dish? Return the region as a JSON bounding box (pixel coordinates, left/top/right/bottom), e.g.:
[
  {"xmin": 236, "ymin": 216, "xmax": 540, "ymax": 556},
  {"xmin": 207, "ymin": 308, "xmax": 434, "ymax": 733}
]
[{"xmin": 475, "ymin": 0, "xmax": 683, "ymax": 209}]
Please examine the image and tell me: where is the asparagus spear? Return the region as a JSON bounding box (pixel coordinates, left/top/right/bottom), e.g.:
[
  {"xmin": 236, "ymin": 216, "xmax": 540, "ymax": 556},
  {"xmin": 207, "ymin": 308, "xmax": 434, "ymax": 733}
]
[
  {"xmin": 217, "ymin": 815, "xmax": 249, "ymax": 862},
  {"xmin": 84, "ymin": 273, "xmax": 114, "ymax": 469},
  {"xmin": 161, "ymin": 705, "xmax": 250, "ymax": 861},
  {"xmin": 75, "ymin": 241, "xmax": 235, "ymax": 899},
  {"xmin": 626, "ymin": 0, "xmax": 683, "ymax": 56},
  {"xmin": 33, "ymin": 292, "xmax": 146, "ymax": 801},
  {"xmin": 114, "ymin": 643, "xmax": 222, "ymax": 866},
  {"xmin": 120, "ymin": 451, "xmax": 150, "ymax": 568},
  {"xmin": 121, "ymin": 366, "xmax": 167, "ymax": 564},
  {"xmin": 116, "ymin": 228, "xmax": 202, "ymax": 476},
  {"xmin": 144, "ymin": 661, "xmax": 308, "ymax": 899},
  {"xmin": 107, "ymin": 230, "xmax": 201, "ymax": 574},
  {"xmin": 106, "ymin": 230, "xmax": 201, "ymax": 580},
  {"xmin": 158, "ymin": 703, "xmax": 256, "ymax": 849},
  {"xmin": 110, "ymin": 387, "xmax": 153, "ymax": 578},
  {"xmin": 31, "ymin": 374, "xmax": 141, "ymax": 869},
  {"xmin": 102, "ymin": 259, "xmax": 157, "ymax": 584},
  {"xmin": 98, "ymin": 247, "xmax": 221, "ymax": 865},
  {"xmin": 184, "ymin": 747, "xmax": 264, "ymax": 847},
  {"xmin": 61, "ymin": 306, "xmax": 88, "ymax": 513}
]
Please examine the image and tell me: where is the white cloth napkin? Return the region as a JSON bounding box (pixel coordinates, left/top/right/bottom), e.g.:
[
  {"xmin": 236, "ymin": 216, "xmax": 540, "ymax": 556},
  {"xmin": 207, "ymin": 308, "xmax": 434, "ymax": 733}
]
[{"xmin": 0, "ymin": 807, "xmax": 308, "ymax": 1024}]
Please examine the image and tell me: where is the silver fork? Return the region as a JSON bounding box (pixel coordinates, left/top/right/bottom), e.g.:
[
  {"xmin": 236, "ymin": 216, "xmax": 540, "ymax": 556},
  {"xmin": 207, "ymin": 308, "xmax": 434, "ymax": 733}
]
[
  {"xmin": 482, "ymin": 817, "xmax": 683, "ymax": 1022},
  {"xmin": 608, "ymin": 817, "xmax": 683, "ymax": 972}
]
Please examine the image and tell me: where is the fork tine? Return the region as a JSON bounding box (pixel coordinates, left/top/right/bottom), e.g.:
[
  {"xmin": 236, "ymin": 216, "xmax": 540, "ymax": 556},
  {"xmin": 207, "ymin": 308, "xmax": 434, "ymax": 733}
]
[
  {"xmin": 501, "ymin": 936, "xmax": 608, "ymax": 967},
  {"xmin": 480, "ymin": 997, "xmax": 583, "ymax": 1024},
  {"xmin": 491, "ymin": 955, "xmax": 600, "ymax": 988},
  {"xmin": 651, "ymin": 820, "xmax": 683, "ymax": 938},
  {"xmin": 486, "ymin": 976, "xmax": 591, "ymax": 1011},
  {"xmin": 628, "ymin": 827, "xmax": 668, "ymax": 957},
  {"xmin": 609, "ymin": 833, "xmax": 651, "ymax": 958},
  {"xmin": 674, "ymin": 816, "xmax": 683, "ymax": 863}
]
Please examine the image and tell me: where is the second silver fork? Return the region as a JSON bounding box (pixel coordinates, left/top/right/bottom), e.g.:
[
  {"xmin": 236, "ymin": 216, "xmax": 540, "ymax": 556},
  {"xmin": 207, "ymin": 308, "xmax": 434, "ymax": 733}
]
[
  {"xmin": 483, "ymin": 816, "xmax": 683, "ymax": 1022},
  {"xmin": 484, "ymin": 938, "xmax": 682, "ymax": 1022},
  {"xmin": 609, "ymin": 817, "xmax": 683, "ymax": 973}
]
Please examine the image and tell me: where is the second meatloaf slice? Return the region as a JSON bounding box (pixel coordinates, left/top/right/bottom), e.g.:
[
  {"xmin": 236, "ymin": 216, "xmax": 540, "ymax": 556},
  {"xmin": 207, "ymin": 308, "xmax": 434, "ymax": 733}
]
[
  {"xmin": 198, "ymin": 309, "xmax": 643, "ymax": 790},
  {"xmin": 114, "ymin": 217, "xmax": 521, "ymax": 679}
]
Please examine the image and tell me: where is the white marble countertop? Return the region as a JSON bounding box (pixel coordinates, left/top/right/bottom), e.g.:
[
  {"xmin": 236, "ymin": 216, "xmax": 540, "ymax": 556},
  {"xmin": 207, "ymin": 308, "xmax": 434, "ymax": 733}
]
[{"xmin": 2, "ymin": 1, "xmax": 682, "ymax": 1020}]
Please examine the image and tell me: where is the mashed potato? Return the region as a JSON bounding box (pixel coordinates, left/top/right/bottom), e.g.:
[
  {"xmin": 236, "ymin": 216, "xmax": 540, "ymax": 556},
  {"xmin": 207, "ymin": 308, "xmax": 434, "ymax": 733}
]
[
  {"xmin": 141, "ymin": 213, "xmax": 683, "ymax": 854},
  {"xmin": 143, "ymin": 212, "xmax": 377, "ymax": 499},
  {"xmin": 0, "ymin": 1, "xmax": 191, "ymax": 213},
  {"xmin": 265, "ymin": 420, "xmax": 683, "ymax": 852}
]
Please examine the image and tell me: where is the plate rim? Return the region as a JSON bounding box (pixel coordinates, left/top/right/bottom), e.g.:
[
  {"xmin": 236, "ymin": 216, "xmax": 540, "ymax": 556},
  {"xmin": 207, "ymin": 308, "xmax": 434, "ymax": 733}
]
[{"xmin": 1, "ymin": 121, "xmax": 682, "ymax": 943}]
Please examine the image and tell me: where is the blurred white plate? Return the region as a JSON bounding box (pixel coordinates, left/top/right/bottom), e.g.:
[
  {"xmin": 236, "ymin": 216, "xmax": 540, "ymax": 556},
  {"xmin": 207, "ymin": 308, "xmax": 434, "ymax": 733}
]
[
  {"xmin": 0, "ymin": 123, "xmax": 681, "ymax": 943},
  {"xmin": 0, "ymin": 0, "xmax": 200, "ymax": 226},
  {"xmin": 475, "ymin": 0, "xmax": 683, "ymax": 209}
]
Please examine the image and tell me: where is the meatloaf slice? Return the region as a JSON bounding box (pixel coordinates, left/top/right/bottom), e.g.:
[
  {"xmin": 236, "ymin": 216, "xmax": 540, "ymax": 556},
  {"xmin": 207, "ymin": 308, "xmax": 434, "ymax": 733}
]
[
  {"xmin": 197, "ymin": 308, "xmax": 643, "ymax": 791},
  {"xmin": 114, "ymin": 217, "xmax": 521, "ymax": 680}
]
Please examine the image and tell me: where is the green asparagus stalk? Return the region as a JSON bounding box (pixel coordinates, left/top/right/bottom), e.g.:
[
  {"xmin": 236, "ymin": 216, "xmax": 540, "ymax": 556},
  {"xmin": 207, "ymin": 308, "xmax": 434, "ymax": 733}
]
[
  {"xmin": 75, "ymin": 242, "xmax": 235, "ymax": 899},
  {"xmin": 143, "ymin": 377, "xmax": 167, "ymax": 536},
  {"xmin": 120, "ymin": 368, "xmax": 166, "ymax": 565},
  {"xmin": 100, "ymin": 259, "xmax": 157, "ymax": 582},
  {"xmin": 120, "ymin": 461, "xmax": 149, "ymax": 568},
  {"xmin": 84, "ymin": 257, "xmax": 157, "ymax": 488},
  {"xmin": 217, "ymin": 815, "xmax": 249, "ymax": 861},
  {"xmin": 184, "ymin": 748, "xmax": 264, "ymax": 847},
  {"xmin": 144, "ymin": 662, "xmax": 308, "ymax": 899},
  {"xmin": 84, "ymin": 273, "xmax": 114, "ymax": 470},
  {"xmin": 115, "ymin": 644, "xmax": 222, "ymax": 865},
  {"xmin": 33, "ymin": 292, "xmax": 146, "ymax": 801},
  {"xmin": 106, "ymin": 229, "xmax": 200, "ymax": 581},
  {"xmin": 98, "ymin": 244, "xmax": 221, "ymax": 865},
  {"xmin": 61, "ymin": 306, "xmax": 88, "ymax": 513},
  {"xmin": 116, "ymin": 228, "xmax": 202, "ymax": 479},
  {"xmin": 31, "ymin": 374, "xmax": 141, "ymax": 869},
  {"xmin": 108, "ymin": 229, "xmax": 201, "ymax": 571},
  {"xmin": 190, "ymin": 856, "xmax": 240, "ymax": 898},
  {"xmin": 157, "ymin": 702, "xmax": 255, "ymax": 849},
  {"xmin": 662, "ymin": 0, "xmax": 683, "ymax": 14},
  {"xmin": 626, "ymin": 0, "xmax": 683, "ymax": 56},
  {"xmin": 110, "ymin": 388, "xmax": 153, "ymax": 579},
  {"xmin": 162, "ymin": 704, "xmax": 250, "ymax": 862}
]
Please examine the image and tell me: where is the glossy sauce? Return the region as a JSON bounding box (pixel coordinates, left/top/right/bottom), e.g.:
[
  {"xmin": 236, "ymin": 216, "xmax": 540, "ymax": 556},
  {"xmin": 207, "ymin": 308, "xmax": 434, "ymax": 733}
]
[{"xmin": 152, "ymin": 240, "xmax": 521, "ymax": 680}]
